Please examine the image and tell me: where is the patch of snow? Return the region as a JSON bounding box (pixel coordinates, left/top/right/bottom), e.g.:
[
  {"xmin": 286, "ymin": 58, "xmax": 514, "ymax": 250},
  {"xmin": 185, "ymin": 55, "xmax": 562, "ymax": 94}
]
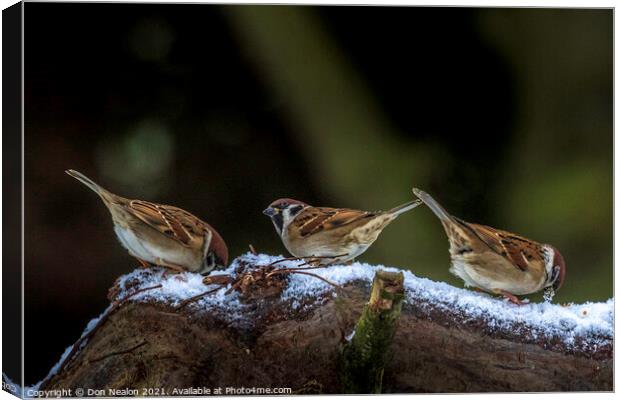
[
  {"xmin": 2, "ymin": 373, "xmax": 21, "ymax": 398},
  {"xmin": 35, "ymin": 252, "xmax": 611, "ymax": 388},
  {"xmin": 237, "ymin": 253, "xmax": 613, "ymax": 352},
  {"xmin": 112, "ymin": 262, "xmax": 247, "ymax": 321},
  {"xmin": 105, "ymin": 253, "xmax": 615, "ymax": 353},
  {"xmin": 401, "ymin": 267, "xmax": 613, "ymax": 351}
]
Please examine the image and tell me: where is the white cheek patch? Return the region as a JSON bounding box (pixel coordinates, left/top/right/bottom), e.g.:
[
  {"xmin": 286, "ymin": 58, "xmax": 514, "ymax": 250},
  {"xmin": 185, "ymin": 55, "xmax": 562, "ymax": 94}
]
[
  {"xmin": 542, "ymin": 245, "xmax": 555, "ymax": 285},
  {"xmin": 280, "ymin": 207, "xmax": 303, "ymax": 235},
  {"xmin": 281, "ymin": 209, "xmax": 294, "ymax": 227},
  {"xmin": 202, "ymin": 230, "xmax": 213, "ymax": 261}
]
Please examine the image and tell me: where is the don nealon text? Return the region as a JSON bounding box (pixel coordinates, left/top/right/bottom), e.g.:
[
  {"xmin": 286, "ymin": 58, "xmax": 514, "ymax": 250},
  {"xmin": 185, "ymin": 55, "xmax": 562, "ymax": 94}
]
[{"xmin": 21, "ymin": 386, "xmax": 293, "ymax": 397}]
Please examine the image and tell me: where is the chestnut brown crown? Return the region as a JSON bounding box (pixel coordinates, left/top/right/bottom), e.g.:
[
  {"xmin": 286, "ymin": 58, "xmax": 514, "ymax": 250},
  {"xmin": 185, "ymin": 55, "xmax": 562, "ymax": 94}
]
[
  {"xmin": 263, "ymin": 198, "xmax": 309, "ymax": 217},
  {"xmin": 268, "ymin": 198, "xmax": 309, "ymax": 209}
]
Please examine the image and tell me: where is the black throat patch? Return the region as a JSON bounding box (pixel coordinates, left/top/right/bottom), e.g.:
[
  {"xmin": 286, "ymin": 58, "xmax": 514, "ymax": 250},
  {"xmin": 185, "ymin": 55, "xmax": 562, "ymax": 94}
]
[{"xmin": 272, "ymin": 213, "xmax": 284, "ymax": 234}]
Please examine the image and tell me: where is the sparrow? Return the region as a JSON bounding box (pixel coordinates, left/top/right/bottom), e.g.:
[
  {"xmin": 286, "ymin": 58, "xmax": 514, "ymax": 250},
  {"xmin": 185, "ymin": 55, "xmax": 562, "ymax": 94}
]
[
  {"xmin": 412, "ymin": 188, "xmax": 565, "ymax": 304},
  {"xmin": 263, "ymin": 197, "xmax": 422, "ymax": 265},
  {"xmin": 66, "ymin": 169, "xmax": 228, "ymax": 274}
]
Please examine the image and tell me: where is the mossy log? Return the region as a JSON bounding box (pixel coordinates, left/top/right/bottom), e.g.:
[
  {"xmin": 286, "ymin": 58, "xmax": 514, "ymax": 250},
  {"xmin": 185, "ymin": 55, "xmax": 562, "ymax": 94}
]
[{"xmin": 39, "ymin": 259, "xmax": 612, "ymax": 394}]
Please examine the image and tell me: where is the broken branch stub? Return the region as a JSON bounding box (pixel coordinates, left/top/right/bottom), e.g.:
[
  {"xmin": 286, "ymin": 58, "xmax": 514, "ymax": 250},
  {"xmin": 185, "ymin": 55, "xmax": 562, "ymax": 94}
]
[{"xmin": 340, "ymin": 270, "xmax": 405, "ymax": 394}]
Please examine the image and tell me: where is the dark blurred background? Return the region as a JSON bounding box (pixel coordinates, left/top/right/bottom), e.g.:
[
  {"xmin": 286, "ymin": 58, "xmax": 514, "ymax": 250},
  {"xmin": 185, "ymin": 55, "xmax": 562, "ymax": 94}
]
[{"xmin": 22, "ymin": 4, "xmax": 612, "ymax": 384}]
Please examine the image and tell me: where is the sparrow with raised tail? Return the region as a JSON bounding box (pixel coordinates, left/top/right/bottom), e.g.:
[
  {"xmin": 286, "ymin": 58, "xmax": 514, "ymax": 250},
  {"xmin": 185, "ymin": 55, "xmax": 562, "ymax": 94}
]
[
  {"xmin": 66, "ymin": 170, "xmax": 228, "ymax": 274},
  {"xmin": 263, "ymin": 197, "xmax": 422, "ymax": 265},
  {"xmin": 412, "ymin": 188, "xmax": 565, "ymax": 304}
]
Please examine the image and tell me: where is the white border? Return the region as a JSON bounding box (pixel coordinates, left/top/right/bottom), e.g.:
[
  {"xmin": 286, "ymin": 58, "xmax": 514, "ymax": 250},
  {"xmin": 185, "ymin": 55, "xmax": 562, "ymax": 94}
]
[{"xmin": 0, "ymin": 1, "xmax": 615, "ymax": 400}]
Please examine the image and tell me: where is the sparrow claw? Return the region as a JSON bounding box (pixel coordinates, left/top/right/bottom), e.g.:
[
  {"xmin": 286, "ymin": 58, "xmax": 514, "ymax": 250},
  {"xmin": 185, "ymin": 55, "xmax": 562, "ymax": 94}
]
[
  {"xmin": 136, "ymin": 258, "xmax": 151, "ymax": 269},
  {"xmin": 494, "ymin": 289, "xmax": 525, "ymax": 306}
]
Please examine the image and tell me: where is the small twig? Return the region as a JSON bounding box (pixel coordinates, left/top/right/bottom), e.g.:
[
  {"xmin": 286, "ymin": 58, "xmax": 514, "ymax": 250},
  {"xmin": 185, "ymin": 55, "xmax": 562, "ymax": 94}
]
[
  {"xmin": 87, "ymin": 340, "xmax": 148, "ymax": 363},
  {"xmin": 267, "ymin": 256, "xmax": 308, "ymax": 267},
  {"xmin": 175, "ymin": 286, "xmax": 224, "ymax": 311},
  {"xmin": 267, "ymin": 253, "xmax": 349, "ymax": 267},
  {"xmin": 225, "ymin": 275, "xmax": 253, "ymax": 295},
  {"xmin": 173, "ymin": 257, "xmax": 345, "ymax": 311},
  {"xmin": 266, "ymin": 264, "xmax": 328, "ymax": 278},
  {"xmin": 282, "ymin": 270, "xmax": 342, "ymax": 290},
  {"xmin": 249, "ymin": 244, "xmax": 258, "ymax": 255},
  {"xmin": 114, "ymin": 284, "xmax": 164, "ymax": 306},
  {"xmin": 203, "ymin": 274, "xmax": 234, "ymax": 286}
]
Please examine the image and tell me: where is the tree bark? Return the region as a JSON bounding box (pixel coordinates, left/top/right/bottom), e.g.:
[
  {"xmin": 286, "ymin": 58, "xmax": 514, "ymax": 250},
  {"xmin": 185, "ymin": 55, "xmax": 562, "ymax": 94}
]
[{"xmin": 41, "ymin": 261, "xmax": 612, "ymax": 394}]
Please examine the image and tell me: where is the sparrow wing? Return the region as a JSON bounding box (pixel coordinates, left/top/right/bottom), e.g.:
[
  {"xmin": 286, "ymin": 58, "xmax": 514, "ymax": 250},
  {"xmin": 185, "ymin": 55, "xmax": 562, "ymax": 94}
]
[
  {"xmin": 128, "ymin": 200, "xmax": 207, "ymax": 246},
  {"xmin": 462, "ymin": 221, "xmax": 539, "ymax": 271},
  {"xmin": 295, "ymin": 207, "xmax": 376, "ymax": 237}
]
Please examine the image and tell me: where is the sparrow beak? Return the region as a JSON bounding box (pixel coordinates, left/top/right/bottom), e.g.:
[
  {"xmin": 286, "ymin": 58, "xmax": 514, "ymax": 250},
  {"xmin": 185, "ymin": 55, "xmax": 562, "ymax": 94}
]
[{"xmin": 263, "ymin": 207, "xmax": 277, "ymax": 217}]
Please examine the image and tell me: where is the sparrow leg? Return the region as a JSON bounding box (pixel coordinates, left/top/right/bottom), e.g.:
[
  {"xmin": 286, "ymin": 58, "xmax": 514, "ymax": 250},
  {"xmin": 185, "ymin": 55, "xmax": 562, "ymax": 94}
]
[
  {"xmin": 156, "ymin": 258, "xmax": 187, "ymax": 280},
  {"xmin": 162, "ymin": 269, "xmax": 187, "ymax": 281},
  {"xmin": 305, "ymin": 253, "xmax": 350, "ymax": 267},
  {"xmin": 136, "ymin": 258, "xmax": 152, "ymax": 269},
  {"xmin": 493, "ymin": 289, "xmax": 525, "ymax": 306},
  {"xmin": 168, "ymin": 264, "xmax": 183, "ymax": 271}
]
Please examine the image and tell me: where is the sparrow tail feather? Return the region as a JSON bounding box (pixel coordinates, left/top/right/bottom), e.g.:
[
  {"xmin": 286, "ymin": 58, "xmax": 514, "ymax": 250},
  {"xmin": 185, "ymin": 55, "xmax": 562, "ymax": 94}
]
[
  {"xmin": 66, "ymin": 169, "xmax": 116, "ymax": 203},
  {"xmin": 388, "ymin": 199, "xmax": 422, "ymax": 216},
  {"xmin": 412, "ymin": 188, "xmax": 453, "ymax": 222}
]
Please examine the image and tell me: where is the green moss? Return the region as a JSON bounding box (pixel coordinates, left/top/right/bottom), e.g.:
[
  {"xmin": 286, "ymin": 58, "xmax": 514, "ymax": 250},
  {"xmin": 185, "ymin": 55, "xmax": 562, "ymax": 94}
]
[{"xmin": 340, "ymin": 271, "xmax": 404, "ymax": 394}]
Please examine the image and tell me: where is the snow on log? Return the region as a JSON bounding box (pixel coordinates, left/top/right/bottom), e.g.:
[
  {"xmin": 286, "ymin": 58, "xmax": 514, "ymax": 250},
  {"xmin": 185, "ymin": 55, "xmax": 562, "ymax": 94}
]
[{"xmin": 37, "ymin": 253, "xmax": 612, "ymax": 394}]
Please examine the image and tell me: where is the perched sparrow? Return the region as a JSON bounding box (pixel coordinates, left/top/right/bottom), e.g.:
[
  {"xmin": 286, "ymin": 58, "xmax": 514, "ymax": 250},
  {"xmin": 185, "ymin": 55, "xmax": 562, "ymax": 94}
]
[
  {"xmin": 263, "ymin": 197, "xmax": 422, "ymax": 265},
  {"xmin": 66, "ymin": 169, "xmax": 228, "ymax": 274},
  {"xmin": 412, "ymin": 188, "xmax": 565, "ymax": 304}
]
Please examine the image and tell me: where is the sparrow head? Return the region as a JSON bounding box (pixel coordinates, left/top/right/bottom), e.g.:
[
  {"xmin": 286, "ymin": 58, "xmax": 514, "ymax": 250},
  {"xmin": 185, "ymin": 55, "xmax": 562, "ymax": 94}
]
[
  {"xmin": 205, "ymin": 227, "xmax": 229, "ymax": 271},
  {"xmin": 263, "ymin": 198, "xmax": 309, "ymax": 235},
  {"xmin": 543, "ymin": 244, "xmax": 566, "ymax": 292}
]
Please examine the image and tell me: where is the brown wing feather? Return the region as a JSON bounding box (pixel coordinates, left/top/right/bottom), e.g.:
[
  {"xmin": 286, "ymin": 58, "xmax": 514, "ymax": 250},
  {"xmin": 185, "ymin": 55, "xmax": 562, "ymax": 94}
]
[
  {"xmin": 160, "ymin": 206, "xmax": 229, "ymax": 266},
  {"xmin": 295, "ymin": 207, "xmax": 376, "ymax": 237},
  {"xmin": 462, "ymin": 220, "xmax": 538, "ymax": 271},
  {"xmin": 128, "ymin": 200, "xmax": 206, "ymax": 246}
]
